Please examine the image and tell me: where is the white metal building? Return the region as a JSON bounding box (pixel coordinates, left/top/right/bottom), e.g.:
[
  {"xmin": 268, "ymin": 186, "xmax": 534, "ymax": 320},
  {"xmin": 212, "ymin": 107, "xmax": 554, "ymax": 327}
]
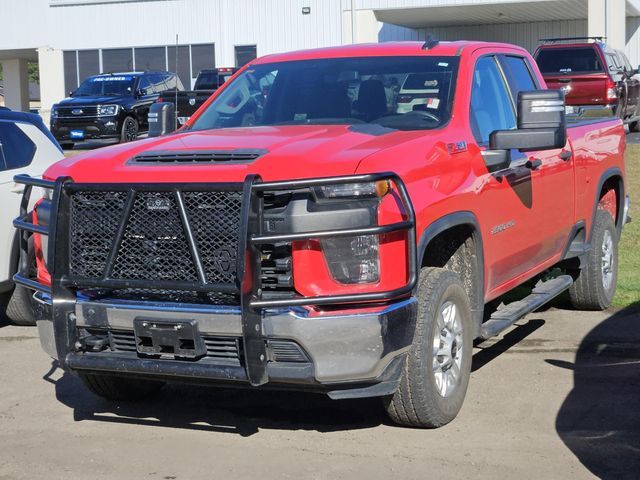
[{"xmin": 1, "ymin": 0, "xmax": 639, "ymax": 124}]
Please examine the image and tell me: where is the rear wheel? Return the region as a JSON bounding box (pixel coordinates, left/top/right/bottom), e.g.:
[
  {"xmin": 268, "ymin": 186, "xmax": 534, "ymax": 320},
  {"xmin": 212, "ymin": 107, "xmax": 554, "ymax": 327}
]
[
  {"xmin": 629, "ymin": 120, "xmax": 640, "ymax": 133},
  {"xmin": 569, "ymin": 209, "xmax": 618, "ymax": 310},
  {"xmin": 384, "ymin": 268, "xmax": 472, "ymax": 428},
  {"xmin": 79, "ymin": 373, "xmax": 165, "ymax": 401}
]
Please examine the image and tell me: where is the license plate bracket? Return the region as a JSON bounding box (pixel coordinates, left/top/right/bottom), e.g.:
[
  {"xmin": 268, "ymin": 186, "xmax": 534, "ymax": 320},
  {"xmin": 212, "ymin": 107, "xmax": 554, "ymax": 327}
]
[{"xmin": 133, "ymin": 318, "xmax": 206, "ymax": 359}]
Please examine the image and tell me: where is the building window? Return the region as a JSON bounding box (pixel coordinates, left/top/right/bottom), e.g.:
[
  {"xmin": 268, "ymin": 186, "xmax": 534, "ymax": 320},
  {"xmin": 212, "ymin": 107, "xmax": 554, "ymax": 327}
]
[
  {"xmin": 63, "ymin": 51, "xmax": 78, "ymax": 93},
  {"xmin": 78, "ymin": 50, "xmax": 100, "ymax": 83},
  {"xmin": 102, "ymin": 48, "xmax": 134, "ymax": 73},
  {"xmin": 191, "ymin": 43, "xmax": 216, "ymax": 78},
  {"xmin": 235, "ymin": 45, "xmax": 257, "ymax": 68},
  {"xmin": 135, "ymin": 46, "xmax": 166, "ymax": 72},
  {"xmin": 167, "ymin": 45, "xmax": 191, "ymax": 89}
]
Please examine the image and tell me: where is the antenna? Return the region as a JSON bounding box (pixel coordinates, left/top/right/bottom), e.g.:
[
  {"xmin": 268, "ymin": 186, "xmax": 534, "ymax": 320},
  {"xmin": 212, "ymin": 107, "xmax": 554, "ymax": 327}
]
[
  {"xmin": 175, "ymin": 33, "xmax": 179, "ymax": 131},
  {"xmin": 422, "ymin": 35, "xmax": 439, "ymax": 50}
]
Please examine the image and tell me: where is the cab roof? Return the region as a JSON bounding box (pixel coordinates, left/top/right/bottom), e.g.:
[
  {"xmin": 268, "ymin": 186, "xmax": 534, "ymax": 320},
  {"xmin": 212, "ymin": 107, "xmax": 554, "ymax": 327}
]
[{"xmin": 252, "ymin": 41, "xmax": 528, "ymax": 64}]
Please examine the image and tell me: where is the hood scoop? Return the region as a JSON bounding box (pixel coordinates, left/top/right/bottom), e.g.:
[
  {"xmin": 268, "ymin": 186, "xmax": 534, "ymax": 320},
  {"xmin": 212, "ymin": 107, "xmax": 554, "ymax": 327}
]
[{"xmin": 129, "ymin": 149, "xmax": 268, "ymax": 165}]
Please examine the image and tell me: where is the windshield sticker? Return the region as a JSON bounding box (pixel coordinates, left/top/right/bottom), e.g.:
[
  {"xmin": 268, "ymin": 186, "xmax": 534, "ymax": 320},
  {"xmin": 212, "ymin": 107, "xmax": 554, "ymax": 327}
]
[
  {"xmin": 92, "ymin": 76, "xmax": 132, "ymax": 82},
  {"xmin": 294, "ymin": 113, "xmax": 308, "ymax": 121},
  {"xmin": 424, "ymin": 80, "xmax": 438, "ymax": 87},
  {"xmin": 426, "ymin": 98, "xmax": 440, "ymax": 109},
  {"xmin": 438, "ymin": 62, "xmax": 449, "ymax": 67}
]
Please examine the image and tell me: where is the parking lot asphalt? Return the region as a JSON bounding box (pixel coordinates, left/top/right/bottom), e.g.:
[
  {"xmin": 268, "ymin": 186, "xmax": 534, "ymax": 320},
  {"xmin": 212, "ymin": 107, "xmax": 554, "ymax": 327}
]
[{"xmin": 0, "ymin": 304, "xmax": 638, "ymax": 480}]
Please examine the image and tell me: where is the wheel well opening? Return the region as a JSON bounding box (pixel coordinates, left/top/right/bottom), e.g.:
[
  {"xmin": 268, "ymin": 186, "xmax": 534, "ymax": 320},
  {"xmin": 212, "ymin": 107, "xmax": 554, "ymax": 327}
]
[
  {"xmin": 421, "ymin": 225, "xmax": 481, "ymax": 320},
  {"xmin": 599, "ymin": 176, "xmax": 622, "ymax": 227}
]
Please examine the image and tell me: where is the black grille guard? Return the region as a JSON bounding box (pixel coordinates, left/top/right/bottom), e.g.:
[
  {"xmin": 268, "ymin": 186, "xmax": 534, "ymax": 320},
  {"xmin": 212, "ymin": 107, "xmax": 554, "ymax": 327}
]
[{"xmin": 13, "ymin": 172, "xmax": 416, "ymax": 386}]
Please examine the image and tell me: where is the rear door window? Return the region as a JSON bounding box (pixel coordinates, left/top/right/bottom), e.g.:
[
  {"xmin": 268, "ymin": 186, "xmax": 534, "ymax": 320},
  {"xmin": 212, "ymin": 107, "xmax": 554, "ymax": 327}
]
[
  {"xmin": 0, "ymin": 122, "xmax": 36, "ymax": 171},
  {"xmin": 470, "ymin": 56, "xmax": 517, "ymax": 144},
  {"xmin": 536, "ymin": 47, "xmax": 604, "ymax": 74}
]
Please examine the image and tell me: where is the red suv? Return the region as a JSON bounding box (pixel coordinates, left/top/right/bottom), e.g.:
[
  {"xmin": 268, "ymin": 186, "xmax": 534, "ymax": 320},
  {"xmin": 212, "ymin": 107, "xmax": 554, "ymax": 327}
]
[{"xmin": 535, "ymin": 37, "xmax": 640, "ymax": 131}]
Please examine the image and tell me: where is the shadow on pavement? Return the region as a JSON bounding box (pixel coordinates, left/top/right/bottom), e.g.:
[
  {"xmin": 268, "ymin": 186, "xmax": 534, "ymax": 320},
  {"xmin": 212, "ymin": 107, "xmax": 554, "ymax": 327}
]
[
  {"xmin": 547, "ymin": 304, "xmax": 640, "ymax": 480},
  {"xmin": 47, "ymin": 361, "xmax": 388, "ymax": 436}
]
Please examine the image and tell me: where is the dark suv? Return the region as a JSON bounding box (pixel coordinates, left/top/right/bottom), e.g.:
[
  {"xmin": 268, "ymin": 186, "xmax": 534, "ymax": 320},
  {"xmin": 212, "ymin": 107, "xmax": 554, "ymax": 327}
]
[
  {"xmin": 50, "ymin": 71, "xmax": 183, "ymax": 148},
  {"xmin": 534, "ymin": 37, "xmax": 640, "ymax": 131}
]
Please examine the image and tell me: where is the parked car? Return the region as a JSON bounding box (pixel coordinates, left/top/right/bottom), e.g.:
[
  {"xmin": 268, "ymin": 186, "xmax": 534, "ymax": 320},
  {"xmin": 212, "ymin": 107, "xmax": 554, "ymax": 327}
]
[
  {"xmin": 15, "ymin": 41, "xmax": 628, "ymax": 428},
  {"xmin": 158, "ymin": 67, "xmax": 238, "ymax": 126},
  {"xmin": 534, "ymin": 37, "xmax": 640, "ymax": 131},
  {"xmin": 50, "ymin": 71, "xmax": 183, "ymax": 148},
  {"xmin": 0, "ymin": 108, "xmax": 63, "ymax": 324}
]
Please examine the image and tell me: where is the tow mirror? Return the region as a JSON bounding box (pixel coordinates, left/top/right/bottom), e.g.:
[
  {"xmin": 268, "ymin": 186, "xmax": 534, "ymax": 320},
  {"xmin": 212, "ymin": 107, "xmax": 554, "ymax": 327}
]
[
  {"xmin": 148, "ymin": 102, "xmax": 176, "ymax": 137},
  {"xmin": 490, "ymin": 90, "xmax": 566, "ymax": 152}
]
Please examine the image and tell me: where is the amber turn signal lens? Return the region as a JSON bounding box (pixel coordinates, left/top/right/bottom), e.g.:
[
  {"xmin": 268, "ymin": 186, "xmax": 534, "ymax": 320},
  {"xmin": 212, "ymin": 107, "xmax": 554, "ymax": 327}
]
[{"xmin": 375, "ymin": 179, "xmax": 391, "ymax": 197}]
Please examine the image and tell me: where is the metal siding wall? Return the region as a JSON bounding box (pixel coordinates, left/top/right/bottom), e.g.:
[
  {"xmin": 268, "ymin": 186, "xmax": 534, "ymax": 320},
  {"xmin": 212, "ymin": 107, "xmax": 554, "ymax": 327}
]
[
  {"xmin": 627, "ymin": 17, "xmax": 640, "ymax": 66},
  {"xmin": 379, "ymin": 19, "xmax": 588, "ymax": 55},
  {"xmin": 1, "ymin": 0, "xmax": 344, "ymax": 65}
]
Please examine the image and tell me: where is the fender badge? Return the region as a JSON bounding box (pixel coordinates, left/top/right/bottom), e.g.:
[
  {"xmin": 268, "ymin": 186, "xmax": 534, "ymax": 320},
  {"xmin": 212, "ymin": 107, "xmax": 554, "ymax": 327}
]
[{"xmin": 446, "ymin": 141, "xmax": 467, "ymax": 154}]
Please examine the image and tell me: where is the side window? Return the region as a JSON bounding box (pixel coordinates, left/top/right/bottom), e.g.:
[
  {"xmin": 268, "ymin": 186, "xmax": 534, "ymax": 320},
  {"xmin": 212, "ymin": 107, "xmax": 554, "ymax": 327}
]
[
  {"xmin": 606, "ymin": 53, "xmax": 622, "ymax": 72},
  {"xmin": 148, "ymin": 74, "xmax": 167, "ymax": 93},
  {"xmin": 617, "ymin": 51, "xmax": 633, "ymax": 72},
  {"xmin": 137, "ymin": 76, "xmax": 152, "ymax": 94},
  {"xmin": 0, "ymin": 122, "xmax": 36, "ymax": 171},
  {"xmin": 163, "ymin": 74, "xmax": 177, "ymax": 91},
  {"xmin": 470, "ymin": 56, "xmax": 517, "ymax": 145},
  {"xmin": 499, "ymin": 55, "xmax": 538, "ymax": 101}
]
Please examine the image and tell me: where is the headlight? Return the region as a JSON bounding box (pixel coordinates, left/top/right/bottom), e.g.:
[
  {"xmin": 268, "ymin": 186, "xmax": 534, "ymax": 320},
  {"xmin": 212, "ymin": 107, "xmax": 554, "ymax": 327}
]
[
  {"xmin": 51, "ymin": 108, "xmax": 59, "ymax": 118},
  {"xmin": 98, "ymin": 105, "xmax": 119, "ymax": 116},
  {"xmin": 315, "ymin": 180, "xmax": 390, "ymax": 199},
  {"xmin": 321, "ymin": 234, "xmax": 379, "ymax": 284}
]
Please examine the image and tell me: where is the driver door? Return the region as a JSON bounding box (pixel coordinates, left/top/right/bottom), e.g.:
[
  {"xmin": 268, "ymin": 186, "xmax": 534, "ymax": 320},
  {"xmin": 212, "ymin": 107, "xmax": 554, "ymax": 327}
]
[{"xmin": 470, "ymin": 55, "xmax": 547, "ymax": 294}]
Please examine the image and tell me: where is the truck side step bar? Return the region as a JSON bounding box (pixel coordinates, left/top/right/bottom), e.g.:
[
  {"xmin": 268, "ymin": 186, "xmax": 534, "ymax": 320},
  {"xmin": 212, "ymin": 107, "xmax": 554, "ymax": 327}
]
[{"xmin": 479, "ymin": 275, "xmax": 573, "ymax": 340}]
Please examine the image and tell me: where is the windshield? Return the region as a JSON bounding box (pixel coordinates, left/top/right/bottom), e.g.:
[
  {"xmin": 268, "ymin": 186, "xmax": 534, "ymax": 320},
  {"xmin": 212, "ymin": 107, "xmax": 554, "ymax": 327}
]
[
  {"xmin": 190, "ymin": 56, "xmax": 459, "ymax": 132},
  {"xmin": 73, "ymin": 75, "xmax": 136, "ymax": 96},
  {"xmin": 536, "ymin": 47, "xmax": 604, "ymax": 74}
]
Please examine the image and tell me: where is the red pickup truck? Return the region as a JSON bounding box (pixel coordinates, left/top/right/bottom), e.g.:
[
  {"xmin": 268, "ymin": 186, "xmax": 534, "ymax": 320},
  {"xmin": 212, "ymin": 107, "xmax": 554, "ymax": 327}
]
[{"xmin": 15, "ymin": 40, "xmax": 628, "ymax": 428}]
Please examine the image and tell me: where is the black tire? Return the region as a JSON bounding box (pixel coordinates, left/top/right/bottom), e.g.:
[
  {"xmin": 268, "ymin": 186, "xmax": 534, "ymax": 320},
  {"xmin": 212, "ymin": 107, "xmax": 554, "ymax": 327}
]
[
  {"xmin": 629, "ymin": 120, "xmax": 640, "ymax": 133},
  {"xmin": 59, "ymin": 142, "xmax": 74, "ymax": 150},
  {"xmin": 384, "ymin": 267, "xmax": 473, "ymax": 428},
  {"xmin": 120, "ymin": 116, "xmax": 138, "ymax": 143},
  {"xmin": 6, "ymin": 239, "xmax": 36, "ymax": 326},
  {"xmin": 79, "ymin": 373, "xmax": 164, "ymax": 401},
  {"xmin": 569, "ymin": 209, "xmax": 618, "ymax": 310}
]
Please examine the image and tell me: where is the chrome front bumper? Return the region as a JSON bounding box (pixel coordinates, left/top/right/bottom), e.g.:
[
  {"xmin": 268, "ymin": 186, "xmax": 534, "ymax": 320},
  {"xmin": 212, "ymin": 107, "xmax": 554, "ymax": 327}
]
[{"xmin": 33, "ymin": 292, "xmax": 417, "ymax": 397}]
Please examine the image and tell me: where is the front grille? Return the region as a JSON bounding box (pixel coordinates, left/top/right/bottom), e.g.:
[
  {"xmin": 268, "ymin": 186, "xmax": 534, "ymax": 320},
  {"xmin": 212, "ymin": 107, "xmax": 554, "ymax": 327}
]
[
  {"xmin": 109, "ymin": 329, "xmax": 242, "ymax": 362},
  {"xmin": 57, "ymin": 106, "xmax": 98, "ymax": 117},
  {"xmin": 68, "ymin": 187, "xmax": 243, "ymax": 304}
]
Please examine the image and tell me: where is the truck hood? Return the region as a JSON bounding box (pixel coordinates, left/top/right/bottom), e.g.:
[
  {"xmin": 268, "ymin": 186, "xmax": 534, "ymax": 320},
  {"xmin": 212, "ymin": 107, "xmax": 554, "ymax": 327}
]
[
  {"xmin": 55, "ymin": 96, "xmax": 129, "ymax": 107},
  {"xmin": 46, "ymin": 125, "xmax": 421, "ymax": 183}
]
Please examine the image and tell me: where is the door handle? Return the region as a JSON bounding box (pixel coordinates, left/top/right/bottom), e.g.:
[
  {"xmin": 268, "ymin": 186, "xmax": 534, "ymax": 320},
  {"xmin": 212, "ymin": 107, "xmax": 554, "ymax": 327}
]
[
  {"xmin": 10, "ymin": 183, "xmax": 25, "ymax": 194},
  {"xmin": 559, "ymin": 150, "xmax": 572, "ymax": 161},
  {"xmin": 525, "ymin": 158, "xmax": 542, "ymax": 170}
]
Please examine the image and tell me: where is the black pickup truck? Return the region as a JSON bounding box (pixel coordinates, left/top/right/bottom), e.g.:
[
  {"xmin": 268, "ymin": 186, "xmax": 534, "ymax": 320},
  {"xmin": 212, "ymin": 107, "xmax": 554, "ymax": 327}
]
[{"xmin": 158, "ymin": 68, "xmax": 238, "ymax": 126}]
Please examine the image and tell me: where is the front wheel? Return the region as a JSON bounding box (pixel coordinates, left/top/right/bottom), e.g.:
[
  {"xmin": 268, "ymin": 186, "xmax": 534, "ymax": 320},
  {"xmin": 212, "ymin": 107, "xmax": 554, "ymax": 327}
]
[
  {"xmin": 120, "ymin": 117, "xmax": 138, "ymax": 143},
  {"xmin": 384, "ymin": 267, "xmax": 473, "ymax": 428},
  {"xmin": 569, "ymin": 209, "xmax": 618, "ymax": 310},
  {"xmin": 629, "ymin": 120, "xmax": 640, "ymax": 133}
]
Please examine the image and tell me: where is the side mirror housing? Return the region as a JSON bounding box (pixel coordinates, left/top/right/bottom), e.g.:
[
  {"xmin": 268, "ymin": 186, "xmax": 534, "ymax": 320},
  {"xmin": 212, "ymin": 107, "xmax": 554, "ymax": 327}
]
[
  {"xmin": 148, "ymin": 102, "xmax": 176, "ymax": 137},
  {"xmin": 135, "ymin": 88, "xmax": 147, "ymax": 98},
  {"xmin": 490, "ymin": 90, "xmax": 566, "ymax": 152}
]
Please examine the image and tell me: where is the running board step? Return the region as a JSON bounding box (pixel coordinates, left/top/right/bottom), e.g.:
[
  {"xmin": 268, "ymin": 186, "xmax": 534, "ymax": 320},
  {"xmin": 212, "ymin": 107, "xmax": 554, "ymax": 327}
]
[{"xmin": 479, "ymin": 275, "xmax": 573, "ymax": 340}]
